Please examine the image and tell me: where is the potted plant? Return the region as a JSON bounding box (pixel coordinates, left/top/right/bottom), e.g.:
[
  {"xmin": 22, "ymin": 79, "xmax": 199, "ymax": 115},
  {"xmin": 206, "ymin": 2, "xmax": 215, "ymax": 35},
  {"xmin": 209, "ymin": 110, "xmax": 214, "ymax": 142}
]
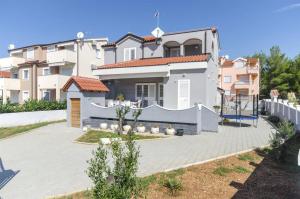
[
  {"xmin": 83, "ymin": 125, "xmax": 91, "ymax": 132},
  {"xmin": 165, "ymin": 125, "xmax": 175, "ymax": 135},
  {"xmin": 110, "ymin": 123, "xmax": 118, "ymax": 131},
  {"xmin": 136, "ymin": 123, "xmax": 146, "ymax": 133},
  {"xmin": 123, "ymin": 124, "xmax": 132, "ymax": 134},
  {"xmin": 116, "ymin": 93, "xmax": 125, "ymax": 102},
  {"xmin": 100, "ymin": 122, "xmax": 108, "ymax": 130},
  {"xmin": 151, "ymin": 125, "xmax": 160, "ymax": 134}
]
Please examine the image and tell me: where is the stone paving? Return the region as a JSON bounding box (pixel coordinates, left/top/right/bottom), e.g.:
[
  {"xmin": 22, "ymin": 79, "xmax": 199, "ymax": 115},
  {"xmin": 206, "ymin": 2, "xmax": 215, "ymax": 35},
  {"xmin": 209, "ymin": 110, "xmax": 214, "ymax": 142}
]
[{"xmin": 0, "ymin": 118, "xmax": 274, "ymax": 199}]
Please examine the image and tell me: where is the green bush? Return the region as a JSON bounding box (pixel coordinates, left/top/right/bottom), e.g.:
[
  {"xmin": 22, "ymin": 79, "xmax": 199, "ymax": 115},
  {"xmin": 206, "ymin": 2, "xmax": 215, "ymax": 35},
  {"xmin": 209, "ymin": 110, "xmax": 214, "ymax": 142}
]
[
  {"xmin": 269, "ymin": 120, "xmax": 295, "ymax": 162},
  {"xmin": 163, "ymin": 177, "xmax": 183, "ymax": 196},
  {"xmin": 268, "ymin": 115, "xmax": 281, "ymax": 126},
  {"xmin": 0, "ymin": 100, "xmax": 66, "ymax": 113}
]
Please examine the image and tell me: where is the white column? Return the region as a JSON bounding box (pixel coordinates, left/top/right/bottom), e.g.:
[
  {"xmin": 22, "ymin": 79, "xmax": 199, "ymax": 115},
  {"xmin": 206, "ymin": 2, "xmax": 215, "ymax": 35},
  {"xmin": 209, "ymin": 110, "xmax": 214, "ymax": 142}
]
[
  {"xmin": 56, "ymin": 88, "xmax": 60, "ymax": 101},
  {"xmin": 271, "ymin": 96, "xmax": 277, "ymax": 115},
  {"xmin": 180, "ymin": 44, "xmax": 184, "ymax": 56},
  {"xmin": 2, "ymin": 89, "xmax": 7, "ymax": 104}
]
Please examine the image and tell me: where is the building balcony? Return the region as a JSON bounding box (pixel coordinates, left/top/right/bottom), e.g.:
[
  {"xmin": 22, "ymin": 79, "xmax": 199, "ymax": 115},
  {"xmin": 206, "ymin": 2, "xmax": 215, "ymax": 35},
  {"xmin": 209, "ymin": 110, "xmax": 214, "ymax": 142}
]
[
  {"xmin": 46, "ymin": 49, "xmax": 76, "ymax": 66},
  {"xmin": 38, "ymin": 74, "xmax": 70, "ymax": 90},
  {"xmin": 234, "ymin": 81, "xmax": 250, "ymax": 89},
  {"xmin": 247, "ymin": 66, "xmax": 259, "ymax": 75},
  {"xmin": 0, "ymin": 78, "xmax": 20, "ymax": 91}
]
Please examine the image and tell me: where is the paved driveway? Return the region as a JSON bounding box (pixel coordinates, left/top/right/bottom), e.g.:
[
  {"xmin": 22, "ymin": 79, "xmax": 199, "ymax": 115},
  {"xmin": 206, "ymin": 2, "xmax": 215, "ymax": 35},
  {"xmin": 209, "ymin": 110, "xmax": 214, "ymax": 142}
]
[{"xmin": 0, "ymin": 119, "xmax": 273, "ymax": 199}]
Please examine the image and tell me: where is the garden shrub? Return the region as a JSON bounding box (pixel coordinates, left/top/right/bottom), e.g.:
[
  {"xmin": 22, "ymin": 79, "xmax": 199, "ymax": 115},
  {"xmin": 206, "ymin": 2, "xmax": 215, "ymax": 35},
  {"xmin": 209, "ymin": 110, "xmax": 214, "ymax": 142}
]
[
  {"xmin": 268, "ymin": 115, "xmax": 281, "ymax": 126},
  {"xmin": 163, "ymin": 177, "xmax": 183, "ymax": 196},
  {"xmin": 0, "ymin": 99, "xmax": 66, "ymax": 113},
  {"xmin": 269, "ymin": 120, "xmax": 295, "ymax": 162}
]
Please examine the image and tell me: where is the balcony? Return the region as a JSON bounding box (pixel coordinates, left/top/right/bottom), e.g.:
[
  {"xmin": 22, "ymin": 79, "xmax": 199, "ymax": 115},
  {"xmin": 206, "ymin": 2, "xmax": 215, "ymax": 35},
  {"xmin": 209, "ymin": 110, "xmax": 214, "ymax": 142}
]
[
  {"xmin": 0, "ymin": 78, "xmax": 20, "ymax": 90},
  {"xmin": 234, "ymin": 81, "xmax": 250, "ymax": 89},
  {"xmin": 247, "ymin": 66, "xmax": 259, "ymax": 75},
  {"xmin": 38, "ymin": 74, "xmax": 70, "ymax": 90},
  {"xmin": 46, "ymin": 49, "xmax": 76, "ymax": 66}
]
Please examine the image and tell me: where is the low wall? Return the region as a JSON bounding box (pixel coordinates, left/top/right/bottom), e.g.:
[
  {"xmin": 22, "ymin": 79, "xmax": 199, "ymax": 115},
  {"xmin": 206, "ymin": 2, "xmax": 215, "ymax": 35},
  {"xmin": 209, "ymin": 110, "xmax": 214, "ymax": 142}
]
[
  {"xmin": 0, "ymin": 110, "xmax": 66, "ymax": 128},
  {"xmin": 81, "ymin": 103, "xmax": 218, "ymax": 134},
  {"xmin": 264, "ymin": 99, "xmax": 300, "ymax": 131}
]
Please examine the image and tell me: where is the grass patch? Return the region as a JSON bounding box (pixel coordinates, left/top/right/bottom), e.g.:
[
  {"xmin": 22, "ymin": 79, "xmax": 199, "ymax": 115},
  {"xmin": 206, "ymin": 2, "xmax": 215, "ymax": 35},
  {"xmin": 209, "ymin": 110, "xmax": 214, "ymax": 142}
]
[
  {"xmin": 232, "ymin": 166, "xmax": 250, "ymax": 174},
  {"xmin": 213, "ymin": 166, "xmax": 232, "ymax": 176},
  {"xmin": 76, "ymin": 130, "xmax": 161, "ymax": 143},
  {"xmin": 238, "ymin": 154, "xmax": 254, "ymax": 161},
  {"xmin": 0, "ymin": 120, "xmax": 65, "ymax": 139}
]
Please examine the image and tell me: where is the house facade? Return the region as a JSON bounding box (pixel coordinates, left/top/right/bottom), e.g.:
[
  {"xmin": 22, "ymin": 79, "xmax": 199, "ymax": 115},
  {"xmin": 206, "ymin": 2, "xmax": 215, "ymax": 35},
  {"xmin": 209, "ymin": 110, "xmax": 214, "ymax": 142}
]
[
  {"xmin": 218, "ymin": 57, "xmax": 260, "ymax": 96},
  {"xmin": 93, "ymin": 27, "xmax": 220, "ymax": 109},
  {"xmin": 1, "ymin": 37, "xmax": 107, "ymax": 104}
]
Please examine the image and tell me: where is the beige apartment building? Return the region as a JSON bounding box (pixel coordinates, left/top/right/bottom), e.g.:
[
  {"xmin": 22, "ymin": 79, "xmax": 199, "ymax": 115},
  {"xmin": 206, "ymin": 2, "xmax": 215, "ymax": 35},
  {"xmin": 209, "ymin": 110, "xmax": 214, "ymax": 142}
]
[{"xmin": 0, "ymin": 37, "xmax": 107, "ymax": 104}]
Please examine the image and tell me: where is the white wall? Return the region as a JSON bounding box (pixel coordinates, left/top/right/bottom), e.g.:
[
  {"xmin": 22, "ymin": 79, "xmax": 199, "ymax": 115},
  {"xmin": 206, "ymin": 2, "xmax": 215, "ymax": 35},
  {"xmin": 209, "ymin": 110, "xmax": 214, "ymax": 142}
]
[
  {"xmin": 264, "ymin": 99, "xmax": 300, "ymax": 131},
  {"xmin": 0, "ymin": 110, "xmax": 66, "ymax": 128}
]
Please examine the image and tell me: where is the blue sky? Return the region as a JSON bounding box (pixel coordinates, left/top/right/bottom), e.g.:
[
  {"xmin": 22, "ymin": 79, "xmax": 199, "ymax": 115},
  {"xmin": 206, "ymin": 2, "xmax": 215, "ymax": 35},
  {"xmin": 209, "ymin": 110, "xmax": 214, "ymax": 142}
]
[{"xmin": 0, "ymin": 0, "xmax": 300, "ymax": 58}]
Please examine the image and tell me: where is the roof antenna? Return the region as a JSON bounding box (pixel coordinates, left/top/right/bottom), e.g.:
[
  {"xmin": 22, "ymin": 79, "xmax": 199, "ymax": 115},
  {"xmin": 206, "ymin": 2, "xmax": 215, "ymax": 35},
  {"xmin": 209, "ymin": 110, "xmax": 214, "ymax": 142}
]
[{"xmin": 151, "ymin": 10, "xmax": 164, "ymax": 39}]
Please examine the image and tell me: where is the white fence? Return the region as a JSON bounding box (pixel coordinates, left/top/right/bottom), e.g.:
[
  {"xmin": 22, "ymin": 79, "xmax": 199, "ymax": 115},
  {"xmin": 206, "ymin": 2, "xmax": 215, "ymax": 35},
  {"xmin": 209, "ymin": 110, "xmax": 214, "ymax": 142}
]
[
  {"xmin": 264, "ymin": 99, "xmax": 300, "ymax": 131},
  {"xmin": 0, "ymin": 110, "xmax": 66, "ymax": 128}
]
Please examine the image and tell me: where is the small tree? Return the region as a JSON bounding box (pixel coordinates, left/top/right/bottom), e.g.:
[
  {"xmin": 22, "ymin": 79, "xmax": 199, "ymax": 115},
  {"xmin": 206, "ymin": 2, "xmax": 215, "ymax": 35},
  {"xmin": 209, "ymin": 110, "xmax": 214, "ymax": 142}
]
[
  {"xmin": 116, "ymin": 106, "xmax": 130, "ymax": 135},
  {"xmin": 87, "ymin": 108, "xmax": 144, "ymax": 199}
]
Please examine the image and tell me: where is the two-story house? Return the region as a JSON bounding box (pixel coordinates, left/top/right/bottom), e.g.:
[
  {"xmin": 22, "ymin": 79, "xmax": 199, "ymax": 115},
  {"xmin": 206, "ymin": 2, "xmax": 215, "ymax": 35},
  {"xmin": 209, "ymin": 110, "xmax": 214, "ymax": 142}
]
[
  {"xmin": 6, "ymin": 37, "xmax": 107, "ymax": 103},
  {"xmin": 92, "ymin": 27, "xmax": 220, "ymax": 109},
  {"xmin": 218, "ymin": 57, "xmax": 260, "ymax": 96}
]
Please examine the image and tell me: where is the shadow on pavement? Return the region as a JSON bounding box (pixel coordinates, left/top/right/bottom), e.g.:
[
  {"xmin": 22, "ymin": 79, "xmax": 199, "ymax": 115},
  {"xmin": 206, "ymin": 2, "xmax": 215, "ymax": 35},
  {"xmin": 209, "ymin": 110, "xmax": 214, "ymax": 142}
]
[{"xmin": 0, "ymin": 158, "xmax": 19, "ymax": 190}]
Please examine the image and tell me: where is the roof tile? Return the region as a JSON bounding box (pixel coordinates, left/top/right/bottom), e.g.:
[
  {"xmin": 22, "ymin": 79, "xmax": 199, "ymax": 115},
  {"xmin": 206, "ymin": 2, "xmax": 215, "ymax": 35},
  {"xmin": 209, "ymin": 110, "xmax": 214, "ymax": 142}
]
[
  {"xmin": 98, "ymin": 54, "xmax": 210, "ymax": 69},
  {"xmin": 62, "ymin": 76, "xmax": 109, "ymax": 92}
]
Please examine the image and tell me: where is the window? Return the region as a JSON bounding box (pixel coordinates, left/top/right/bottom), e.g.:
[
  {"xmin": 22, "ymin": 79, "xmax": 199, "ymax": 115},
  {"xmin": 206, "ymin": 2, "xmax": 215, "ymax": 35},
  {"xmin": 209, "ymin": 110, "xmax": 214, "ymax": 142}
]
[
  {"xmin": 47, "ymin": 45, "xmax": 56, "ymax": 53},
  {"xmin": 42, "ymin": 90, "xmax": 50, "ymax": 101},
  {"xmin": 96, "ymin": 49, "xmax": 101, "ymax": 59},
  {"xmin": 158, "ymin": 83, "xmax": 164, "ymax": 106},
  {"xmin": 22, "ymin": 69, "xmax": 29, "ymax": 80},
  {"xmin": 124, "ymin": 47, "xmax": 136, "ymax": 61},
  {"xmin": 169, "ymin": 47, "xmax": 180, "ymax": 57},
  {"xmin": 13, "ymin": 73, "xmax": 18, "ymax": 79},
  {"xmin": 223, "ymin": 76, "xmax": 231, "ymax": 83},
  {"xmin": 43, "ymin": 67, "xmax": 50, "ymax": 76},
  {"xmin": 26, "ymin": 47, "xmax": 34, "ymax": 60},
  {"xmin": 22, "ymin": 91, "xmax": 29, "ymax": 102},
  {"xmin": 135, "ymin": 83, "xmax": 156, "ymax": 107}
]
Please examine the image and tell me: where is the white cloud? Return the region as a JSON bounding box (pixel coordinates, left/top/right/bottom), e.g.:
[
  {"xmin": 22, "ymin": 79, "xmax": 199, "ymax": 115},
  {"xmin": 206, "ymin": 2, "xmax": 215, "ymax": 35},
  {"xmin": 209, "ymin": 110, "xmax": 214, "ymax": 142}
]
[{"xmin": 274, "ymin": 3, "xmax": 300, "ymax": 13}]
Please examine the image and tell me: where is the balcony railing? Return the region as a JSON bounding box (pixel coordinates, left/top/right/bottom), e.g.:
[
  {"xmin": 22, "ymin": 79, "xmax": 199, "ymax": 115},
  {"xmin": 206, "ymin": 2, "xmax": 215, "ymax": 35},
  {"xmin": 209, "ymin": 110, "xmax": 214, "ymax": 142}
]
[
  {"xmin": 234, "ymin": 81, "xmax": 250, "ymax": 89},
  {"xmin": 38, "ymin": 74, "xmax": 70, "ymax": 89},
  {"xmin": 235, "ymin": 66, "xmax": 259, "ymax": 75},
  {"xmin": 46, "ymin": 49, "xmax": 76, "ymax": 65},
  {"xmin": 0, "ymin": 78, "xmax": 20, "ymax": 90}
]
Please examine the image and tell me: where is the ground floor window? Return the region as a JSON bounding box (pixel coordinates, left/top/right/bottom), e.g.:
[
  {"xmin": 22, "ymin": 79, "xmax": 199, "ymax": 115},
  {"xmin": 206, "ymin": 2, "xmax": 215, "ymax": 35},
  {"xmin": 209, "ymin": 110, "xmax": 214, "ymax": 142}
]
[
  {"xmin": 158, "ymin": 83, "xmax": 164, "ymax": 106},
  {"xmin": 22, "ymin": 91, "xmax": 30, "ymax": 102},
  {"xmin": 135, "ymin": 83, "xmax": 156, "ymax": 107},
  {"xmin": 42, "ymin": 90, "xmax": 50, "ymax": 101}
]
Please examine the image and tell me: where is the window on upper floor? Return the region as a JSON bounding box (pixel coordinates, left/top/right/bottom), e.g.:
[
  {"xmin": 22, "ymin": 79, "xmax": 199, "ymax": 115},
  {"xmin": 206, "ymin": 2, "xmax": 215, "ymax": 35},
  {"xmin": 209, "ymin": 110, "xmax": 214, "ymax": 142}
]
[
  {"xmin": 183, "ymin": 39, "xmax": 202, "ymax": 56},
  {"xmin": 96, "ymin": 49, "xmax": 101, "ymax": 59},
  {"xmin": 47, "ymin": 45, "xmax": 56, "ymax": 53},
  {"xmin": 164, "ymin": 41, "xmax": 181, "ymax": 57},
  {"xmin": 22, "ymin": 69, "xmax": 29, "ymax": 80},
  {"xmin": 124, "ymin": 47, "xmax": 136, "ymax": 61},
  {"xmin": 43, "ymin": 67, "xmax": 50, "ymax": 76},
  {"xmin": 224, "ymin": 76, "xmax": 231, "ymax": 83},
  {"xmin": 26, "ymin": 47, "xmax": 34, "ymax": 60}
]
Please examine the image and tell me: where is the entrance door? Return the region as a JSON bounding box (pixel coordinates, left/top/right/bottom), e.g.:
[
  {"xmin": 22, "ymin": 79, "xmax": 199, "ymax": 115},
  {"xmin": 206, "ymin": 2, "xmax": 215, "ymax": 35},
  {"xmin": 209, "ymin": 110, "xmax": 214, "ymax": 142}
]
[
  {"xmin": 71, "ymin": 98, "xmax": 80, "ymax": 127},
  {"xmin": 178, "ymin": 79, "xmax": 190, "ymax": 109}
]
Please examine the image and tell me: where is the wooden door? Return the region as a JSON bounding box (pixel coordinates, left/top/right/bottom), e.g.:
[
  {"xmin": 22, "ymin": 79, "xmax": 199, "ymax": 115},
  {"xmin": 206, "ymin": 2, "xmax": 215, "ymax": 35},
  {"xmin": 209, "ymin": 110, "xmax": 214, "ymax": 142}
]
[{"xmin": 71, "ymin": 98, "xmax": 80, "ymax": 127}]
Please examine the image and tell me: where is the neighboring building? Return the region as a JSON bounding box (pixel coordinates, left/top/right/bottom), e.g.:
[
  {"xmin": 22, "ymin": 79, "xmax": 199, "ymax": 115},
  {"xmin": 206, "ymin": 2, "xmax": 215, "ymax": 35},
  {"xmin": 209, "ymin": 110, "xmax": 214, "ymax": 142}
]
[
  {"xmin": 92, "ymin": 27, "xmax": 220, "ymax": 109},
  {"xmin": 218, "ymin": 57, "xmax": 260, "ymax": 96},
  {"xmin": 1, "ymin": 37, "xmax": 107, "ymax": 103}
]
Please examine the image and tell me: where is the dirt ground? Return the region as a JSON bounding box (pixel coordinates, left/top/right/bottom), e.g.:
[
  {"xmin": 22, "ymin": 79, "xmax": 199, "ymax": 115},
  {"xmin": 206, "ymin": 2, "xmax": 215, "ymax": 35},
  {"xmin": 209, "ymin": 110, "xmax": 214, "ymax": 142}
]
[{"xmin": 144, "ymin": 150, "xmax": 300, "ymax": 199}]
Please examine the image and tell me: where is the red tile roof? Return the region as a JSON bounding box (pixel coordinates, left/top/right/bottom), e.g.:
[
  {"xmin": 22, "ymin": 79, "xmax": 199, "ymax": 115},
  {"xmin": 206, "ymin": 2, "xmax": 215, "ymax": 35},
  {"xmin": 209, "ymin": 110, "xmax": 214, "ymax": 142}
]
[
  {"xmin": 0, "ymin": 71, "xmax": 11, "ymax": 78},
  {"xmin": 142, "ymin": 35, "xmax": 156, "ymax": 42},
  {"xmin": 98, "ymin": 54, "xmax": 210, "ymax": 69},
  {"xmin": 221, "ymin": 58, "xmax": 259, "ymax": 67},
  {"xmin": 62, "ymin": 76, "xmax": 109, "ymax": 92}
]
